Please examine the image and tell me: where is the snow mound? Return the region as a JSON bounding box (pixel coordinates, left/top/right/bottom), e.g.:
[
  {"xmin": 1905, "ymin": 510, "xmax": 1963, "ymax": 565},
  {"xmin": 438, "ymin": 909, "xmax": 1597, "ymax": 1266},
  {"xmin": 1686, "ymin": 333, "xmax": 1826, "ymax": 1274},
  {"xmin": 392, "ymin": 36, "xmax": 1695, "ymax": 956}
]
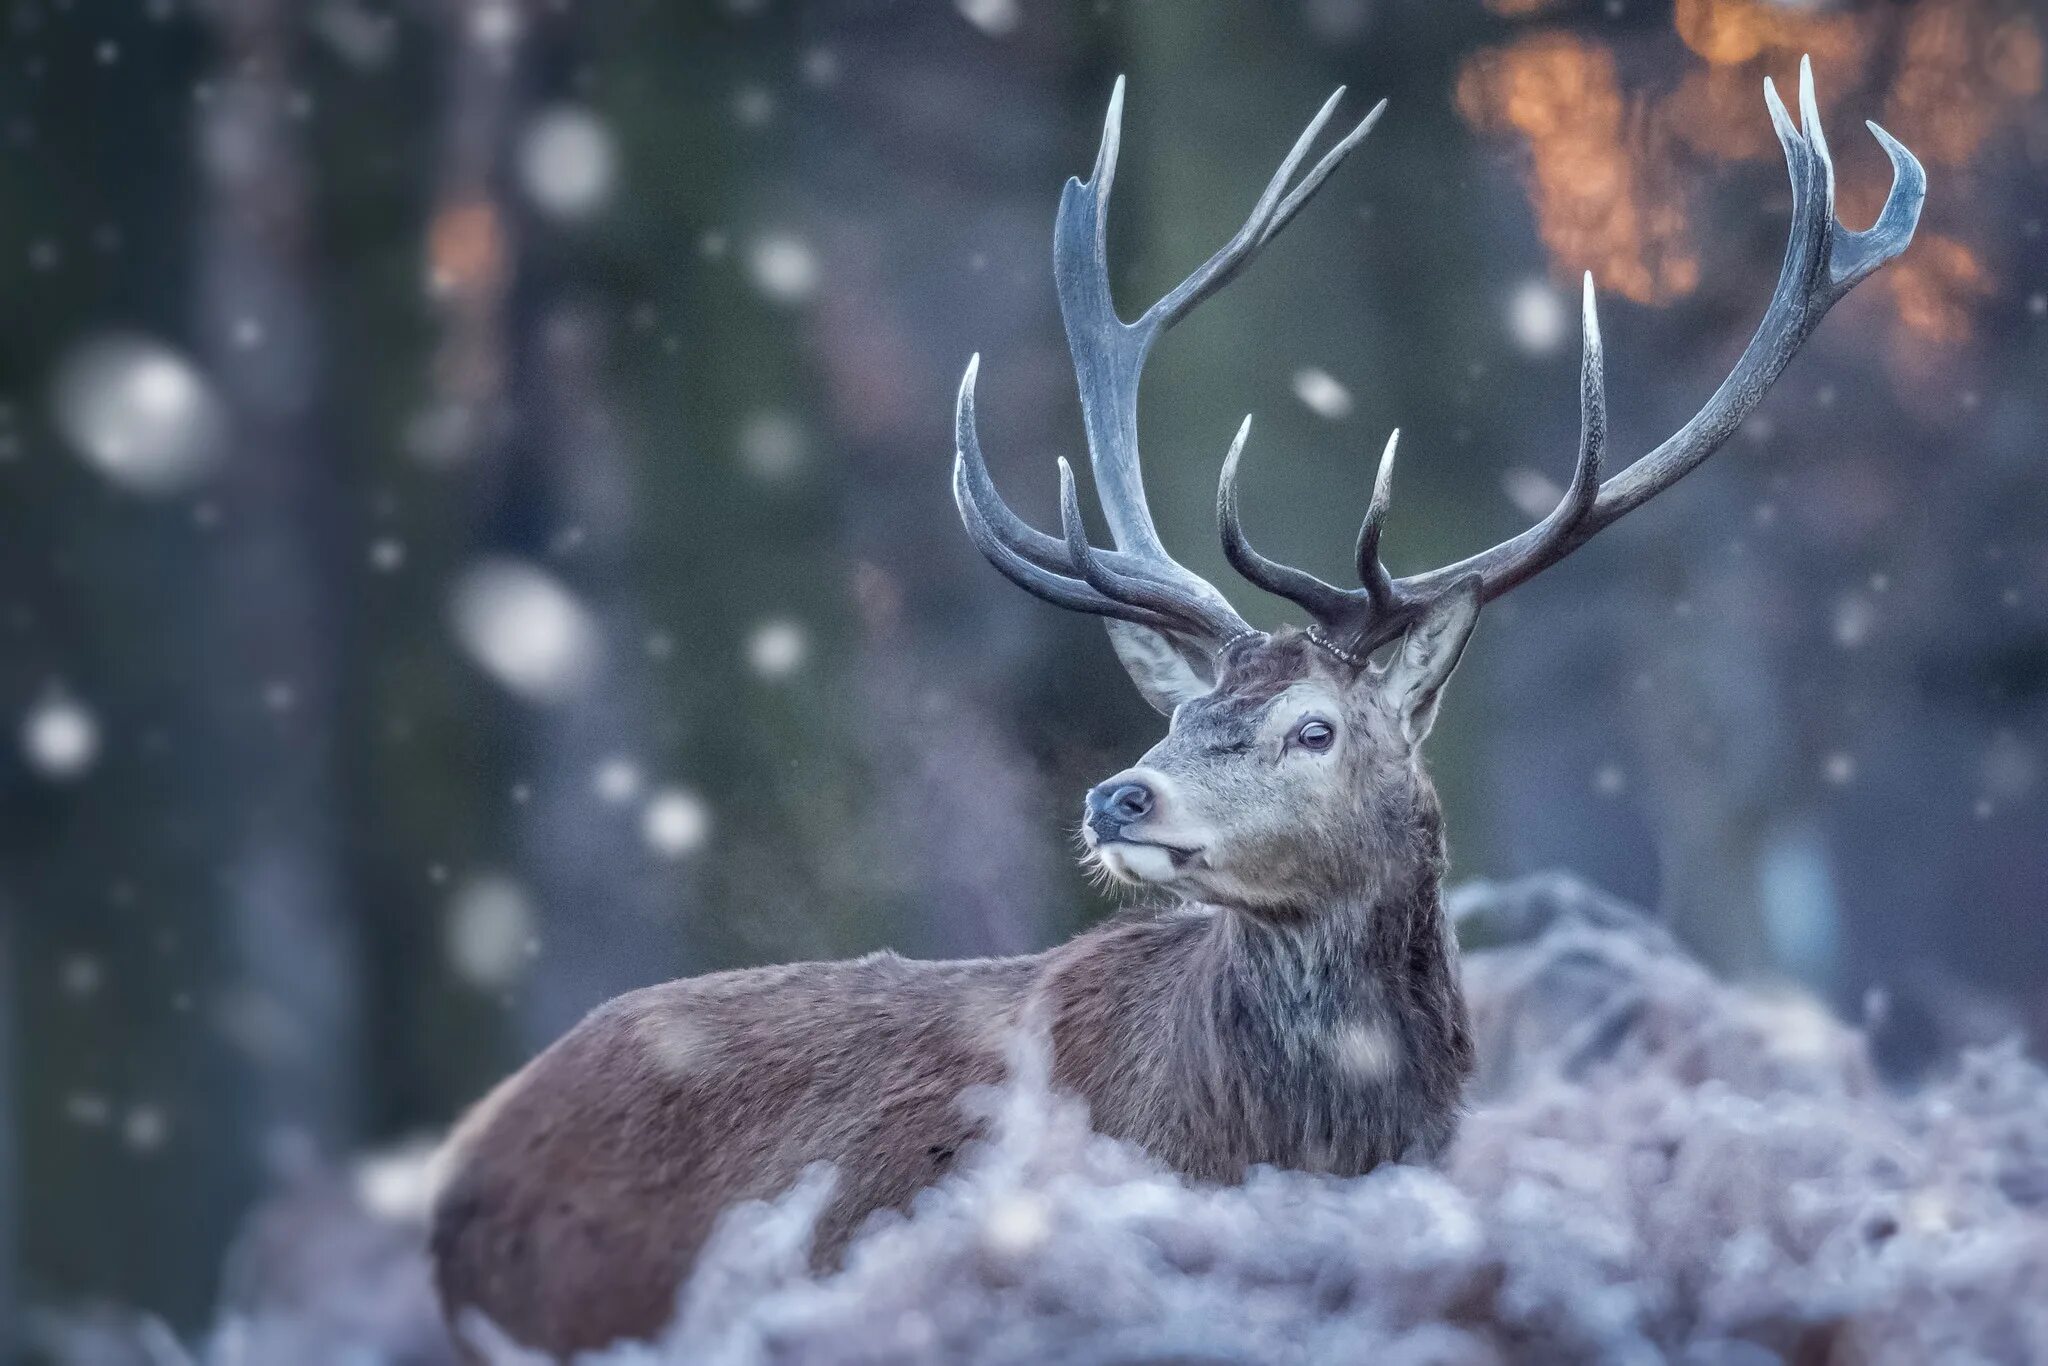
[
  {"xmin": 44, "ymin": 876, "xmax": 2048, "ymax": 1365},
  {"xmin": 593, "ymin": 875, "xmax": 2048, "ymax": 1366}
]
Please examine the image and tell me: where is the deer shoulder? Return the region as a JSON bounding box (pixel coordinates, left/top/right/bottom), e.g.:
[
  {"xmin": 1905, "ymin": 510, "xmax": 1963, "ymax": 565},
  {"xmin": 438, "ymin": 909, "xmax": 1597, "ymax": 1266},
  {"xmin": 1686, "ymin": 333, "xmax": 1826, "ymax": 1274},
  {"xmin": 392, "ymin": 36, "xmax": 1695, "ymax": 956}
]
[{"xmin": 431, "ymin": 950, "xmax": 1037, "ymax": 1353}]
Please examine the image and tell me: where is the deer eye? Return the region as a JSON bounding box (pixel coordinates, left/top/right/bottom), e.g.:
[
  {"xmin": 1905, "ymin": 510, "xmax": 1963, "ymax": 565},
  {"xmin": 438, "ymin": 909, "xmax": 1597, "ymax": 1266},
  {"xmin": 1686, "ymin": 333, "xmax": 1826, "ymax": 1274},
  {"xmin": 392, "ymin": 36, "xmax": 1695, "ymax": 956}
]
[{"xmin": 1293, "ymin": 718, "xmax": 1335, "ymax": 752}]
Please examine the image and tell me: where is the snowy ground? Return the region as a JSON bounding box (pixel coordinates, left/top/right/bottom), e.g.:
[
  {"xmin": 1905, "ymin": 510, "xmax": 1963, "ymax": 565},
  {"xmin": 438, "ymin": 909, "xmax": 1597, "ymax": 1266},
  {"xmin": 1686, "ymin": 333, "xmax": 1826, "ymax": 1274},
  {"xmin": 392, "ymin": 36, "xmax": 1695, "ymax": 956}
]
[{"xmin": 36, "ymin": 876, "xmax": 2048, "ymax": 1365}]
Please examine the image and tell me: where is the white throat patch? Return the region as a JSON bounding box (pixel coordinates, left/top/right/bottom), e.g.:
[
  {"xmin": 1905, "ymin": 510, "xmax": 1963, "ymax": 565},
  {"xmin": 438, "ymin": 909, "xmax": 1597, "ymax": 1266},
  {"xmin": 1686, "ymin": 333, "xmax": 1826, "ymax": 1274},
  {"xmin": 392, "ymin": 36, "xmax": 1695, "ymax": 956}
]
[{"xmin": 1099, "ymin": 843, "xmax": 1178, "ymax": 884}]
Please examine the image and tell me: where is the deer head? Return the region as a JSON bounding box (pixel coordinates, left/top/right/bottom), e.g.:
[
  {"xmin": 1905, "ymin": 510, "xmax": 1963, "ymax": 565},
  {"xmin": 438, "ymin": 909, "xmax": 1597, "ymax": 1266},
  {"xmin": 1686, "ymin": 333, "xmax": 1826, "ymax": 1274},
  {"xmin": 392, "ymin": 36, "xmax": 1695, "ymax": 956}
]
[{"xmin": 955, "ymin": 63, "xmax": 1923, "ymax": 913}]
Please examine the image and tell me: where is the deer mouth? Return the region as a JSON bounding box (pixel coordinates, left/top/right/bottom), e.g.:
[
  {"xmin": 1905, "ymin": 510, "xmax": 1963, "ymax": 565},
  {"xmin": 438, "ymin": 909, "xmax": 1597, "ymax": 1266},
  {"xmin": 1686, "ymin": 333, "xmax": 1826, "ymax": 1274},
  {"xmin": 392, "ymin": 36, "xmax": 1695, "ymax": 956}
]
[{"xmin": 1092, "ymin": 838, "xmax": 1206, "ymax": 885}]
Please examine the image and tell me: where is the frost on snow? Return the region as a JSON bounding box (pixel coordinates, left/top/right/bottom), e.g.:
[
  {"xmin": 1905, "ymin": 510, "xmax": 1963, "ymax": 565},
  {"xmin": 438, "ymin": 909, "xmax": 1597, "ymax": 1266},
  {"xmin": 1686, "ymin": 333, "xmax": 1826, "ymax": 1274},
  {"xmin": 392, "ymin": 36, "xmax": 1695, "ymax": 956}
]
[{"xmin": 49, "ymin": 876, "xmax": 2048, "ymax": 1366}]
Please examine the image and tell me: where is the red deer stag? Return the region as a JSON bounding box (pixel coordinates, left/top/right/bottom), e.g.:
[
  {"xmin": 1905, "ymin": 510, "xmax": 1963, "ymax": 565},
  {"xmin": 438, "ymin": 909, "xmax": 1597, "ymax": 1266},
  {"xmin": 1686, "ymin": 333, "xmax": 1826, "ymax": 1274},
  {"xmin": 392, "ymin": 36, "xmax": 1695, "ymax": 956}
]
[{"xmin": 432, "ymin": 61, "xmax": 1922, "ymax": 1358}]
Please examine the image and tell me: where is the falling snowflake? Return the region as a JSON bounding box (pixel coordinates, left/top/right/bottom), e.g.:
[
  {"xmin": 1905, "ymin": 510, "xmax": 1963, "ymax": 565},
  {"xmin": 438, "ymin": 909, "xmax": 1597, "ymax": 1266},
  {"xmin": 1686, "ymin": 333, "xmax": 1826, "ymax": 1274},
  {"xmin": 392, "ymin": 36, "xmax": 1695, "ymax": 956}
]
[
  {"xmin": 51, "ymin": 334, "xmax": 226, "ymax": 493},
  {"xmin": 445, "ymin": 873, "xmax": 538, "ymax": 990},
  {"xmin": 65, "ymin": 1093, "xmax": 112, "ymax": 1128},
  {"xmin": 801, "ymin": 47, "xmax": 840, "ymax": 87},
  {"xmin": 60, "ymin": 955, "xmax": 103, "ymax": 997},
  {"xmin": 737, "ymin": 409, "xmax": 807, "ymax": 481},
  {"xmin": 746, "ymin": 619, "xmax": 808, "ymax": 680},
  {"xmin": 468, "ymin": 0, "xmax": 520, "ymax": 50},
  {"xmin": 746, "ymin": 232, "xmax": 820, "ymax": 305},
  {"xmin": 732, "ymin": 85, "xmax": 776, "ymax": 128},
  {"xmin": 518, "ymin": 105, "xmax": 617, "ymax": 220},
  {"xmin": 1501, "ymin": 467, "xmax": 1564, "ymax": 519},
  {"xmin": 1833, "ymin": 594, "xmax": 1876, "ymax": 649},
  {"xmin": 593, "ymin": 756, "xmax": 643, "ymax": 805},
  {"xmin": 957, "ymin": 0, "xmax": 1021, "ymax": 37},
  {"xmin": 22, "ymin": 692, "xmax": 101, "ymax": 780},
  {"xmin": 1292, "ymin": 368, "xmax": 1353, "ymax": 420},
  {"xmin": 123, "ymin": 1105, "xmax": 169, "ymax": 1153},
  {"xmin": 450, "ymin": 559, "xmax": 601, "ymax": 703},
  {"xmin": 1980, "ymin": 732, "xmax": 2036, "ymax": 801},
  {"xmin": 644, "ymin": 787, "xmax": 712, "ymax": 859},
  {"xmin": 1507, "ymin": 278, "xmax": 1567, "ymax": 355}
]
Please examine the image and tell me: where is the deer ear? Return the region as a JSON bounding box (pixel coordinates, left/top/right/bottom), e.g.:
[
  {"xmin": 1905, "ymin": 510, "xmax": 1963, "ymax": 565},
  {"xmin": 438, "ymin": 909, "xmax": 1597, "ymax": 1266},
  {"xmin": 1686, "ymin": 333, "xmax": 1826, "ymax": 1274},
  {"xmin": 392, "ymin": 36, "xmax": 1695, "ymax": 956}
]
[
  {"xmin": 1104, "ymin": 620, "xmax": 1217, "ymax": 715},
  {"xmin": 1381, "ymin": 577, "xmax": 1482, "ymax": 746}
]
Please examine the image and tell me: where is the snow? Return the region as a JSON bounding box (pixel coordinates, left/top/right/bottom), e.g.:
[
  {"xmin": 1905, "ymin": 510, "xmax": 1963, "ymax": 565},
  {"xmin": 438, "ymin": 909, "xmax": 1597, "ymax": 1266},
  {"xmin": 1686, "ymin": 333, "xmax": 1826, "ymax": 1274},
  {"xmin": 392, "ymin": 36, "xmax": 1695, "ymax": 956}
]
[
  {"xmin": 1291, "ymin": 367, "xmax": 1354, "ymax": 420},
  {"xmin": 593, "ymin": 756, "xmax": 644, "ymax": 806},
  {"xmin": 21, "ymin": 691, "xmax": 101, "ymax": 780},
  {"xmin": 445, "ymin": 873, "xmax": 538, "ymax": 990},
  {"xmin": 955, "ymin": 0, "xmax": 1021, "ymax": 39},
  {"xmin": 745, "ymin": 233, "xmax": 820, "ymax": 306},
  {"xmin": 643, "ymin": 787, "xmax": 712, "ymax": 859},
  {"xmin": 449, "ymin": 559, "xmax": 601, "ymax": 704},
  {"xmin": 736, "ymin": 409, "xmax": 807, "ymax": 481},
  {"xmin": 745, "ymin": 619, "xmax": 807, "ymax": 681},
  {"xmin": 43, "ymin": 876, "xmax": 2048, "ymax": 1365},
  {"xmin": 1501, "ymin": 466, "xmax": 1564, "ymax": 519},
  {"xmin": 51, "ymin": 334, "xmax": 225, "ymax": 494},
  {"xmin": 602, "ymin": 875, "xmax": 2048, "ymax": 1365},
  {"xmin": 1508, "ymin": 277, "xmax": 1568, "ymax": 355},
  {"xmin": 518, "ymin": 106, "xmax": 617, "ymax": 221}
]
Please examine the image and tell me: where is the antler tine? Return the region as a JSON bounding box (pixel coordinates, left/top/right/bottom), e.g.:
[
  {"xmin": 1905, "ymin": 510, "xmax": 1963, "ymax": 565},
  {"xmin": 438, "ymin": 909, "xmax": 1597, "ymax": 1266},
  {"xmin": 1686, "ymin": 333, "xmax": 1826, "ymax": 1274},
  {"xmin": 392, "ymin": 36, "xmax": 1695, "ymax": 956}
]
[
  {"xmin": 1454, "ymin": 274, "xmax": 1606, "ymax": 598},
  {"xmin": 1218, "ymin": 416, "xmax": 1359, "ymax": 623},
  {"xmin": 982, "ymin": 76, "xmax": 1380, "ymax": 654},
  {"xmin": 1056, "ymin": 457, "xmax": 1250, "ymax": 641},
  {"xmin": 1052, "ymin": 79, "xmax": 1381, "ymax": 561},
  {"xmin": 954, "ymin": 355, "xmax": 1070, "ymax": 574},
  {"xmin": 955, "ymin": 359, "xmax": 1246, "ymax": 640},
  {"xmin": 1142, "ymin": 91, "xmax": 1388, "ymax": 339},
  {"xmin": 958, "ymin": 355, "xmax": 1253, "ymax": 589},
  {"xmin": 951, "ymin": 454, "xmax": 1187, "ymax": 636},
  {"xmin": 1347, "ymin": 56, "xmax": 1922, "ymax": 651},
  {"xmin": 959, "ymin": 64, "xmax": 1922, "ymax": 671},
  {"xmin": 1351, "ymin": 429, "xmax": 1402, "ymax": 608}
]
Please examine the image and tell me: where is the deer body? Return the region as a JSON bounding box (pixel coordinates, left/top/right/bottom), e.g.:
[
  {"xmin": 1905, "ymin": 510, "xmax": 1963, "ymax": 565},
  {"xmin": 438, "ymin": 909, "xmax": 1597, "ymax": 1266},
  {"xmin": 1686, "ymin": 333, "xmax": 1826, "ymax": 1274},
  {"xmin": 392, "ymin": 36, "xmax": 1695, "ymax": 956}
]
[
  {"xmin": 431, "ymin": 62, "xmax": 1921, "ymax": 1361},
  {"xmin": 433, "ymin": 636, "xmax": 1473, "ymax": 1356}
]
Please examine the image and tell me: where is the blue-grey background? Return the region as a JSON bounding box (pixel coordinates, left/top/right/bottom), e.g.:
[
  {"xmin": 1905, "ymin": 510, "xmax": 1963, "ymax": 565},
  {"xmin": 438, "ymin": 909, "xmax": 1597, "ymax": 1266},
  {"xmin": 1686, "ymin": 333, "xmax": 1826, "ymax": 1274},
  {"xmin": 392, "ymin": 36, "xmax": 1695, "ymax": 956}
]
[{"xmin": 2, "ymin": 0, "xmax": 2042, "ymax": 1338}]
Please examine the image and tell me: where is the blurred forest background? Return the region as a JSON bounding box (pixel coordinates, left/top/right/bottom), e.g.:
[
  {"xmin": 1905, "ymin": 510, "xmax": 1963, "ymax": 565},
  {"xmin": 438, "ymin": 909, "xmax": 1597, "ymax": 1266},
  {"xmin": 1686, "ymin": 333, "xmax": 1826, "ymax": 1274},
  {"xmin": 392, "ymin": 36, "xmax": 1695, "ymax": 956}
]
[{"xmin": 0, "ymin": 0, "xmax": 2042, "ymax": 1345}]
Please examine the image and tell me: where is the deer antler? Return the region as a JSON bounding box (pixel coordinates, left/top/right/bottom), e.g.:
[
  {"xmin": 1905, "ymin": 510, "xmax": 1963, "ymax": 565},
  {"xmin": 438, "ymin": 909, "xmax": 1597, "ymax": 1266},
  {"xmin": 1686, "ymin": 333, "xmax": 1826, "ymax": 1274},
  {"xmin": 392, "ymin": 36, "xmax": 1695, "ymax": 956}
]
[
  {"xmin": 1222, "ymin": 56, "xmax": 1926, "ymax": 663},
  {"xmin": 954, "ymin": 77, "xmax": 1385, "ymax": 655},
  {"xmin": 958, "ymin": 61, "xmax": 1923, "ymax": 669}
]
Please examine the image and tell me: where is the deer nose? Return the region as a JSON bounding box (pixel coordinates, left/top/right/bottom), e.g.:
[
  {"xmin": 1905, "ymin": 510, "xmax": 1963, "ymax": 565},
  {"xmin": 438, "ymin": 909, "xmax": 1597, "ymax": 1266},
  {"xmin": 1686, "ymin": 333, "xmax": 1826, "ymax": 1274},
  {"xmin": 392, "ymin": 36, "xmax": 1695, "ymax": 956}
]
[{"xmin": 1086, "ymin": 778, "xmax": 1154, "ymax": 836}]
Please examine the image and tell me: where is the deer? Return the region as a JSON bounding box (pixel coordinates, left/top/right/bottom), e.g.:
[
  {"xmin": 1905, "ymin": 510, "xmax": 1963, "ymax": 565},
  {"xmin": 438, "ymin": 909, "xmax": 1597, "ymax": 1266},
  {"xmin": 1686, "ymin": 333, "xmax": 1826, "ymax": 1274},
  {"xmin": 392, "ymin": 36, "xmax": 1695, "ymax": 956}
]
[{"xmin": 430, "ymin": 60, "xmax": 1922, "ymax": 1360}]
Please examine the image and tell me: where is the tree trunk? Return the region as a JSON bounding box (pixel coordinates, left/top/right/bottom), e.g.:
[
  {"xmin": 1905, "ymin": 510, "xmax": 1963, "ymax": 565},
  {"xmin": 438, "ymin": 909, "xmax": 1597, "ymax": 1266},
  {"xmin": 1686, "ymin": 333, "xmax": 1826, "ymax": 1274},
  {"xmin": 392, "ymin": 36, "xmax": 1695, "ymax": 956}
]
[
  {"xmin": 427, "ymin": 1, "xmax": 681, "ymax": 1050},
  {"xmin": 194, "ymin": 0, "xmax": 362, "ymax": 1173}
]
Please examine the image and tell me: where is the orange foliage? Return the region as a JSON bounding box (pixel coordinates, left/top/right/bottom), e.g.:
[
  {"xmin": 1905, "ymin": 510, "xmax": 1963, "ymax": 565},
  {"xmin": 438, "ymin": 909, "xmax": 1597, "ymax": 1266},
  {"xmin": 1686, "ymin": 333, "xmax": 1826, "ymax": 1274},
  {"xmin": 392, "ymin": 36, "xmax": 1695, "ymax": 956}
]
[
  {"xmin": 428, "ymin": 200, "xmax": 507, "ymax": 299},
  {"xmin": 1885, "ymin": 232, "xmax": 1992, "ymax": 344},
  {"xmin": 1884, "ymin": 0, "xmax": 2043, "ymax": 167},
  {"xmin": 1456, "ymin": 36, "xmax": 1699, "ymax": 303},
  {"xmin": 1672, "ymin": 0, "xmax": 1868, "ymax": 69},
  {"xmin": 1457, "ymin": 0, "xmax": 2044, "ymax": 345}
]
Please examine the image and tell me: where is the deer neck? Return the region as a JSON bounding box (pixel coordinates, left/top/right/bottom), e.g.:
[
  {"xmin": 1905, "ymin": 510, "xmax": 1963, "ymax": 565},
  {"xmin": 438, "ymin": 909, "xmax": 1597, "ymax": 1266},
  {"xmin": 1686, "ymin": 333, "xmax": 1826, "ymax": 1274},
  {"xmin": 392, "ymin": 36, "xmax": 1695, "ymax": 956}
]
[
  {"xmin": 1200, "ymin": 866, "xmax": 1453, "ymax": 1056},
  {"xmin": 1161, "ymin": 832, "xmax": 1470, "ymax": 1172}
]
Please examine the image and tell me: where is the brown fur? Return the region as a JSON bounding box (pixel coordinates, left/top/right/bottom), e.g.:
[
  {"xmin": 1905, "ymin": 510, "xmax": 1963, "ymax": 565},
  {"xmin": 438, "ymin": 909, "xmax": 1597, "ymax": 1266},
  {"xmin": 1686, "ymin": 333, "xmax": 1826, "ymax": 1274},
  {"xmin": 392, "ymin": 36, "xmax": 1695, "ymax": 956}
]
[{"xmin": 431, "ymin": 629, "xmax": 1477, "ymax": 1358}]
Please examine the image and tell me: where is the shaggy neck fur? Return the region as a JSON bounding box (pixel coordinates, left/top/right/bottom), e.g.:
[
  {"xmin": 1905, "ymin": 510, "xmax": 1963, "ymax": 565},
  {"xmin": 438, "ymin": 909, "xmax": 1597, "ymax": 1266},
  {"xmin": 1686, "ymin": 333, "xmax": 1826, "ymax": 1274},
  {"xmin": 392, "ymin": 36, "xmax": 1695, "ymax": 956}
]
[{"xmin": 1041, "ymin": 798, "xmax": 1472, "ymax": 1181}]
